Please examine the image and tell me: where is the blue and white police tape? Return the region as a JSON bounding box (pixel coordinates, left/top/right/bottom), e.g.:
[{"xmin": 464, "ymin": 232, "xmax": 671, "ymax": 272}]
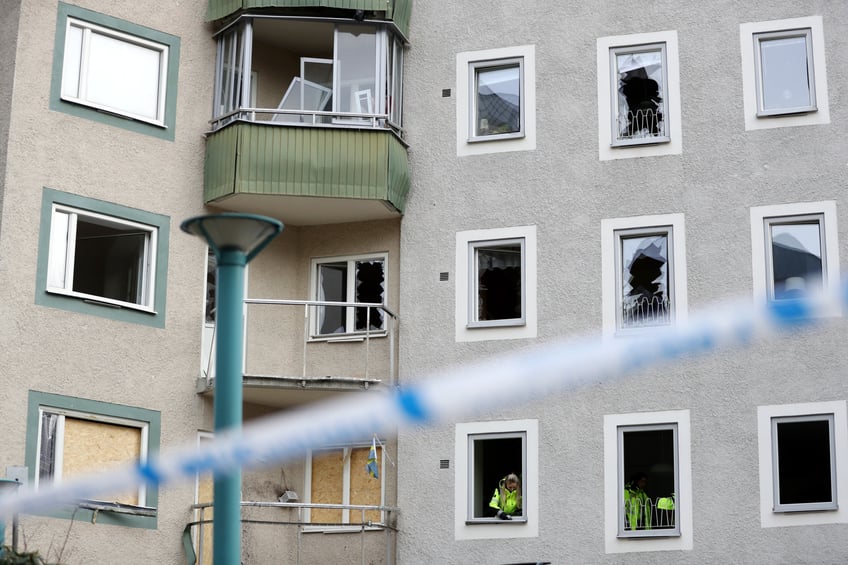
[{"xmin": 0, "ymin": 286, "xmax": 844, "ymax": 518}]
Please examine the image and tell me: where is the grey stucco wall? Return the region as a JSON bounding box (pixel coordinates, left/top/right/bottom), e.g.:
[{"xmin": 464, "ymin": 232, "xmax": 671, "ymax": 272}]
[
  {"xmin": 0, "ymin": 0, "xmax": 21, "ymax": 238},
  {"xmin": 398, "ymin": 1, "xmax": 848, "ymax": 563}
]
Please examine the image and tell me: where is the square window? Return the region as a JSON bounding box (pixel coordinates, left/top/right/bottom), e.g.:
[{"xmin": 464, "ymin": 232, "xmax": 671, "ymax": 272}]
[
  {"xmin": 305, "ymin": 443, "xmax": 383, "ymax": 527},
  {"xmin": 467, "ymin": 432, "xmax": 526, "ymax": 522},
  {"xmin": 610, "ymin": 43, "xmax": 669, "ymax": 146},
  {"xmin": 597, "ymin": 31, "xmax": 681, "ymax": 160},
  {"xmin": 602, "ymin": 214, "xmax": 687, "ymax": 337},
  {"xmin": 469, "ymin": 58, "xmax": 524, "ymax": 142},
  {"xmin": 754, "ymin": 29, "xmax": 816, "ymax": 117},
  {"xmin": 617, "ymin": 424, "xmax": 679, "ymax": 537},
  {"xmin": 750, "ymin": 201, "xmax": 839, "ymax": 312},
  {"xmin": 757, "ymin": 401, "xmax": 848, "ymax": 528},
  {"xmin": 51, "ymin": 3, "xmax": 180, "ymax": 139},
  {"xmin": 46, "ymin": 204, "xmax": 157, "ymax": 311},
  {"xmin": 26, "ymin": 391, "xmax": 160, "ymax": 528},
  {"xmin": 740, "ymin": 16, "xmax": 829, "ymax": 131},
  {"xmin": 36, "ymin": 189, "xmax": 170, "ymax": 327},
  {"xmin": 469, "ymin": 238, "xmax": 525, "ymax": 328},
  {"xmin": 456, "ymin": 45, "xmax": 536, "ymax": 156},
  {"xmin": 311, "ymin": 254, "xmax": 387, "ymax": 338},
  {"xmin": 772, "ymin": 415, "xmax": 836, "ymax": 512},
  {"xmin": 455, "ymin": 420, "xmax": 538, "ymax": 540},
  {"xmin": 604, "ymin": 410, "xmax": 692, "ymax": 553}
]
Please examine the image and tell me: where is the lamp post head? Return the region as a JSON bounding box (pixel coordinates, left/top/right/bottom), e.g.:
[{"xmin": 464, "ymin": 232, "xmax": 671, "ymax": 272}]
[{"xmin": 181, "ymin": 213, "xmax": 283, "ymax": 262}]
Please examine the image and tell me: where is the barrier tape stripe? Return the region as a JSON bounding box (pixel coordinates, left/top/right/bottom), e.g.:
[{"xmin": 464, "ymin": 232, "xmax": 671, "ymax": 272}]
[{"xmin": 0, "ymin": 287, "xmax": 842, "ymax": 518}]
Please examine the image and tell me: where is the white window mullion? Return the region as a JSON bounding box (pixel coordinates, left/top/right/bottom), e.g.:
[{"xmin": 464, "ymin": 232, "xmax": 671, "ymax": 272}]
[
  {"xmin": 63, "ymin": 213, "xmax": 79, "ymax": 293},
  {"xmin": 345, "ymin": 259, "xmax": 357, "ymax": 331},
  {"xmin": 77, "ymin": 27, "xmax": 93, "ymax": 101},
  {"xmin": 342, "ymin": 447, "xmax": 351, "ymax": 524},
  {"xmin": 53, "ymin": 415, "xmax": 66, "ymax": 483}
]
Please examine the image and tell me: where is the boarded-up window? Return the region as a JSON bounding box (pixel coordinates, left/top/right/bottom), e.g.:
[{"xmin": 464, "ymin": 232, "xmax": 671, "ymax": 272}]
[
  {"xmin": 38, "ymin": 410, "xmax": 147, "ymax": 506},
  {"xmin": 195, "ymin": 433, "xmax": 214, "ymax": 565},
  {"xmin": 309, "ymin": 446, "xmax": 382, "ymax": 525}
]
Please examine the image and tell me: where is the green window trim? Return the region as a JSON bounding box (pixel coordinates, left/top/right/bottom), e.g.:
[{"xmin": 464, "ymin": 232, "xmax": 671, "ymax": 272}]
[
  {"xmin": 50, "ymin": 2, "xmax": 181, "ymax": 141},
  {"xmin": 24, "ymin": 391, "xmax": 161, "ymax": 529},
  {"xmin": 35, "ymin": 187, "xmax": 170, "ymax": 328}
]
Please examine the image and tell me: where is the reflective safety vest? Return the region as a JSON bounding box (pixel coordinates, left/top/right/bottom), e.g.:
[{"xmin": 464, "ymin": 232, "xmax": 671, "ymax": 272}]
[
  {"xmin": 656, "ymin": 496, "xmax": 675, "ymax": 511},
  {"xmin": 489, "ymin": 478, "xmax": 521, "ymax": 515},
  {"xmin": 624, "ymin": 484, "xmax": 651, "ymax": 530}
]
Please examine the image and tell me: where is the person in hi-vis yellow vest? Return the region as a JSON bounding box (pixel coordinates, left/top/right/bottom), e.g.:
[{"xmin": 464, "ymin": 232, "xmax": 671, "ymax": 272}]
[{"xmin": 489, "ymin": 473, "xmax": 522, "ymax": 520}]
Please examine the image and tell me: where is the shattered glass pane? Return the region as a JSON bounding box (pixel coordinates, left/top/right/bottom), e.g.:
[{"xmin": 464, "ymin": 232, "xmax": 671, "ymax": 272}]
[
  {"xmin": 614, "ymin": 47, "xmax": 666, "ymax": 142},
  {"xmin": 769, "ymin": 221, "xmax": 822, "ymax": 299},
  {"xmin": 620, "ymin": 234, "xmax": 670, "ymax": 328}
]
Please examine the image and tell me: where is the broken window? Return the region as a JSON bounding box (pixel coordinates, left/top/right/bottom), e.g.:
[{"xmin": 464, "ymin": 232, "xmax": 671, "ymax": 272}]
[
  {"xmin": 754, "ymin": 28, "xmax": 816, "ymax": 116},
  {"xmin": 467, "ymin": 432, "xmax": 525, "ymax": 522},
  {"xmin": 212, "ymin": 17, "xmax": 404, "ymax": 129},
  {"xmin": 308, "ymin": 444, "xmax": 382, "ymax": 526},
  {"xmin": 469, "ymin": 238, "xmax": 525, "ymax": 327},
  {"xmin": 313, "ymin": 254, "xmax": 386, "ymax": 337},
  {"xmin": 611, "ymin": 44, "xmax": 668, "ymax": 145},
  {"xmin": 615, "ymin": 227, "xmax": 673, "ymax": 330},
  {"xmin": 764, "ymin": 215, "xmax": 824, "ymax": 300},
  {"xmin": 618, "ymin": 424, "xmax": 679, "ymax": 537},
  {"xmin": 469, "ymin": 58, "xmax": 524, "ymax": 141},
  {"xmin": 771, "ymin": 414, "xmax": 836, "ymax": 512}
]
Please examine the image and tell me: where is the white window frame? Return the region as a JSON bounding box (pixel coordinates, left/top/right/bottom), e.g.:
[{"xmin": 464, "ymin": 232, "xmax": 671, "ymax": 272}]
[
  {"xmin": 309, "ymin": 252, "xmax": 388, "ymax": 340},
  {"xmin": 597, "ymin": 30, "xmax": 681, "ymax": 161},
  {"xmin": 46, "ymin": 204, "xmax": 158, "ymax": 312},
  {"xmin": 61, "ymin": 17, "xmax": 169, "ymax": 127},
  {"xmin": 455, "ymin": 420, "xmax": 538, "ymax": 540},
  {"xmin": 757, "ymin": 401, "xmax": 848, "ymax": 528},
  {"xmin": 604, "ymin": 410, "xmax": 693, "ymax": 553},
  {"xmin": 302, "ymin": 442, "xmax": 385, "ymax": 531},
  {"xmin": 36, "ymin": 407, "xmax": 150, "ymax": 506},
  {"xmin": 740, "ymin": 16, "xmax": 829, "ymax": 131},
  {"xmin": 468, "ymin": 57, "xmax": 525, "ymax": 142},
  {"xmin": 467, "ymin": 237, "xmax": 526, "ymax": 329},
  {"xmin": 609, "ymin": 42, "xmax": 670, "ymax": 147},
  {"xmin": 601, "ymin": 214, "xmax": 687, "ymax": 338},
  {"xmin": 753, "ymin": 28, "xmax": 816, "ymax": 117},
  {"xmin": 749, "ymin": 201, "xmax": 840, "ymax": 315},
  {"xmin": 466, "ymin": 431, "xmax": 527, "ymax": 523},
  {"xmin": 456, "ymin": 45, "xmax": 536, "ymax": 156},
  {"xmin": 456, "ymin": 226, "xmax": 537, "ymax": 342}
]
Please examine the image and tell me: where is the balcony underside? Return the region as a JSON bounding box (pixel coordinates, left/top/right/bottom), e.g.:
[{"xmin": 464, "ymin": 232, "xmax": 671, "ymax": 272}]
[
  {"xmin": 204, "ymin": 121, "xmax": 410, "ymax": 226},
  {"xmin": 197, "ymin": 374, "xmax": 384, "ymax": 409}
]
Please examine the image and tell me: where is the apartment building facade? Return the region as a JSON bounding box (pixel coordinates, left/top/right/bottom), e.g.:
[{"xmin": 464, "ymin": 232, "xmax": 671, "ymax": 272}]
[
  {"xmin": 396, "ymin": 1, "xmax": 848, "ymax": 563},
  {"xmin": 0, "ymin": 0, "xmax": 407, "ymax": 563}
]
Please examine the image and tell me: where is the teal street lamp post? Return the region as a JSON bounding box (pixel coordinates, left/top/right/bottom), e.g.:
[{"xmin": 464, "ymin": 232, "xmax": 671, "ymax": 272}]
[{"xmin": 181, "ymin": 213, "xmax": 283, "ymax": 564}]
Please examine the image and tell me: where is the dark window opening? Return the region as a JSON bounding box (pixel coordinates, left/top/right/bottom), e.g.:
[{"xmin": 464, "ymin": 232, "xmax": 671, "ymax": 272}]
[
  {"xmin": 470, "ymin": 434, "xmax": 523, "ymax": 520},
  {"xmin": 73, "ymin": 217, "xmax": 147, "ymax": 305},
  {"xmin": 775, "ymin": 417, "xmax": 834, "ymax": 507},
  {"xmin": 620, "ymin": 426, "xmax": 677, "ymax": 533},
  {"xmin": 476, "ymin": 243, "xmax": 522, "ymax": 322}
]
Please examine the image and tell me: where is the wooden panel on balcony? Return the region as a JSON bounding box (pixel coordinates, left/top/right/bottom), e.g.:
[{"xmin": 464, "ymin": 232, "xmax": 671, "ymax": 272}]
[
  {"xmin": 204, "ymin": 122, "xmax": 409, "ymax": 213},
  {"xmin": 207, "ymin": 0, "xmax": 413, "ymax": 36}
]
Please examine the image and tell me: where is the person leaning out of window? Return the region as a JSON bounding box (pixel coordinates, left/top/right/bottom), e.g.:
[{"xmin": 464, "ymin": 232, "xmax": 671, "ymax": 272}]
[{"xmin": 489, "ymin": 473, "xmax": 522, "ymax": 520}]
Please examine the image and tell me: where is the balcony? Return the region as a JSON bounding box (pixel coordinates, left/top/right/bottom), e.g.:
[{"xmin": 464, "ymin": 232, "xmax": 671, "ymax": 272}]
[
  {"xmin": 185, "ymin": 501, "xmax": 399, "ymax": 565},
  {"xmin": 204, "ymin": 14, "xmax": 409, "ymax": 226},
  {"xmin": 199, "ymin": 298, "xmax": 398, "ymax": 409}
]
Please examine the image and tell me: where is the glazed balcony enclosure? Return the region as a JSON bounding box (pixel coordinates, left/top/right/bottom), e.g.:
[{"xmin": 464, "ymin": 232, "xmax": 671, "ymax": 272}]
[{"xmin": 204, "ymin": 5, "xmax": 410, "ymax": 226}]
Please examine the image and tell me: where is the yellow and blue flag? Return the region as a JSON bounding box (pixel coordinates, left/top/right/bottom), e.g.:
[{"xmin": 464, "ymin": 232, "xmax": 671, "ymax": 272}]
[{"xmin": 366, "ymin": 437, "xmax": 379, "ymax": 479}]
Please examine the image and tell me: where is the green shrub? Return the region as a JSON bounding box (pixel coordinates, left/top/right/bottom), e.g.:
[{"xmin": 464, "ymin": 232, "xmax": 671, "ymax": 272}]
[{"xmin": 0, "ymin": 547, "xmax": 59, "ymax": 565}]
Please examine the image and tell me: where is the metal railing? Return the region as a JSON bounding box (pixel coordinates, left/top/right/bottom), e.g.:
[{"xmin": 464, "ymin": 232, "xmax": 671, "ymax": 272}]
[
  {"xmin": 203, "ymin": 299, "xmax": 398, "ymax": 385},
  {"xmin": 210, "ymin": 107, "xmax": 404, "ymax": 138},
  {"xmin": 185, "ymin": 501, "xmax": 399, "ymax": 565}
]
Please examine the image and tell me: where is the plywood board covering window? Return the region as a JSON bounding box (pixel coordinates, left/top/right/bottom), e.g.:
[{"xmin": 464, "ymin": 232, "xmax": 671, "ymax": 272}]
[
  {"xmin": 309, "ymin": 446, "xmax": 382, "ymax": 526},
  {"xmin": 63, "ymin": 417, "xmax": 141, "ymax": 505}
]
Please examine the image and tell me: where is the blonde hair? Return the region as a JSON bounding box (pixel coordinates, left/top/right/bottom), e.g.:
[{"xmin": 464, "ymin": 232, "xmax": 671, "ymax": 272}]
[{"xmin": 499, "ymin": 473, "xmax": 522, "ymax": 509}]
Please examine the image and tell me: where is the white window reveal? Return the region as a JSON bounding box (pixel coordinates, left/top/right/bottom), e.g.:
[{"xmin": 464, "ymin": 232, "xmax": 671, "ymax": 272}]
[
  {"xmin": 597, "ymin": 31, "xmax": 681, "ymax": 160},
  {"xmin": 469, "ymin": 58, "xmax": 524, "ymax": 142},
  {"xmin": 757, "ymin": 401, "xmax": 848, "ymax": 528},
  {"xmin": 467, "ymin": 431, "xmax": 526, "ymax": 522},
  {"xmin": 604, "ymin": 410, "xmax": 693, "ymax": 553},
  {"xmin": 754, "ymin": 28, "xmax": 816, "ymax": 116},
  {"xmin": 312, "ymin": 254, "xmax": 387, "ymax": 338},
  {"xmin": 469, "ymin": 238, "xmax": 525, "ymax": 328},
  {"xmin": 46, "ymin": 204, "xmax": 157, "ymax": 312},
  {"xmin": 750, "ymin": 201, "xmax": 839, "ymax": 313},
  {"xmin": 610, "ymin": 43, "xmax": 669, "ymax": 146},
  {"xmin": 602, "ymin": 214, "xmax": 687, "ymax": 337},
  {"xmin": 456, "ymin": 45, "xmax": 536, "ymax": 156},
  {"xmin": 740, "ymin": 16, "xmax": 829, "ymax": 130},
  {"xmin": 455, "ymin": 226, "xmax": 537, "ymax": 342},
  {"xmin": 61, "ymin": 17, "xmax": 168, "ymax": 126}
]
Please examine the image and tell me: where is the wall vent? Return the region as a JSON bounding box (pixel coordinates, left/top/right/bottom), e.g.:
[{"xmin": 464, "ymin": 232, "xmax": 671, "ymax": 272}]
[
  {"xmin": 439, "ymin": 459, "xmax": 450, "ymax": 469},
  {"xmin": 439, "ymin": 272, "xmax": 449, "ymax": 281},
  {"xmin": 442, "ymin": 89, "xmax": 451, "ymax": 97}
]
